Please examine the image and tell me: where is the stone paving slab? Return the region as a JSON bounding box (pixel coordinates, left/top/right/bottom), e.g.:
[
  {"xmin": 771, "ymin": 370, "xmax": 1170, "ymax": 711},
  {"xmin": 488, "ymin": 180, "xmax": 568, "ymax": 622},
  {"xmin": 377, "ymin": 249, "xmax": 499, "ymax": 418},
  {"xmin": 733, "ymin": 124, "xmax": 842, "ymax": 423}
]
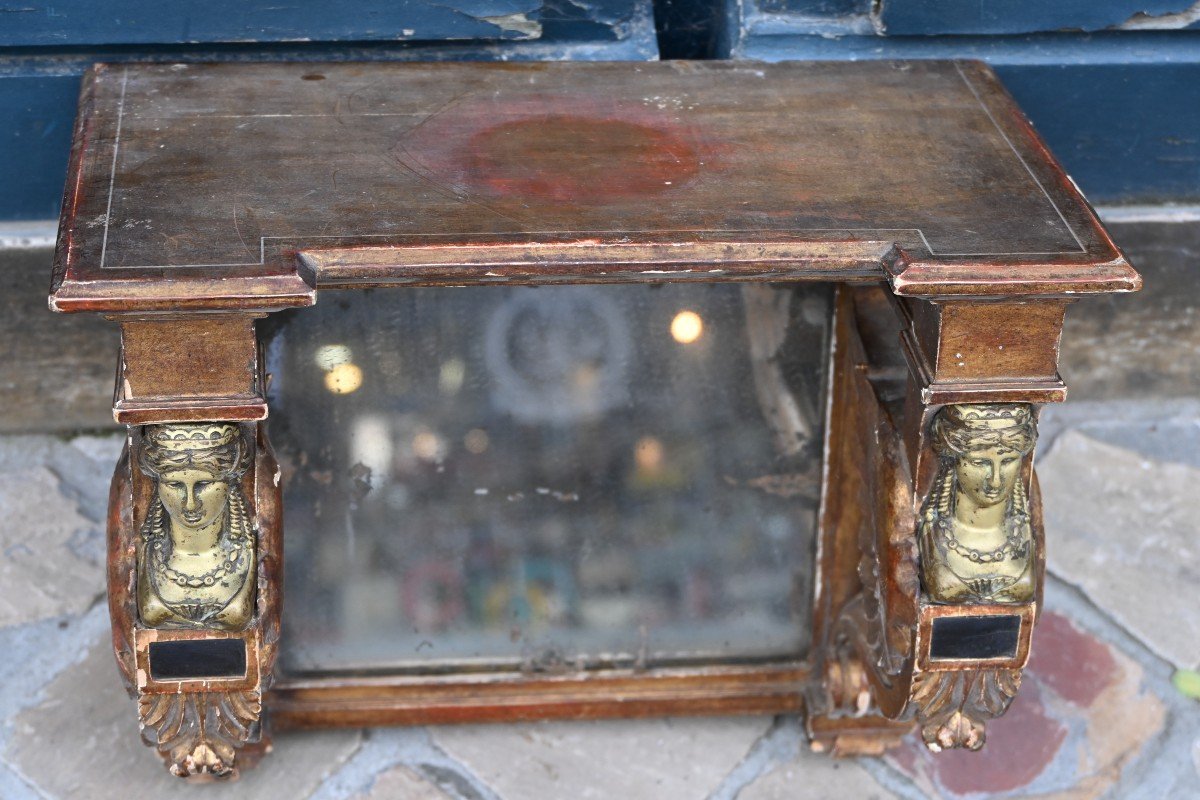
[
  {"xmin": 355, "ymin": 764, "xmax": 455, "ymax": 799},
  {"xmin": 1039, "ymin": 429, "xmax": 1200, "ymax": 668},
  {"xmin": 735, "ymin": 727, "xmax": 893, "ymax": 800},
  {"xmin": 884, "ymin": 607, "xmax": 1166, "ymax": 799},
  {"xmin": 4, "ymin": 634, "xmax": 363, "ymax": 800},
  {"xmin": 0, "ymin": 434, "xmax": 124, "ymax": 629},
  {"xmin": 0, "ymin": 465, "xmax": 103, "ymax": 627},
  {"xmin": 432, "ymin": 716, "xmax": 771, "ymax": 800},
  {"xmin": 306, "ymin": 727, "xmax": 504, "ymax": 800}
]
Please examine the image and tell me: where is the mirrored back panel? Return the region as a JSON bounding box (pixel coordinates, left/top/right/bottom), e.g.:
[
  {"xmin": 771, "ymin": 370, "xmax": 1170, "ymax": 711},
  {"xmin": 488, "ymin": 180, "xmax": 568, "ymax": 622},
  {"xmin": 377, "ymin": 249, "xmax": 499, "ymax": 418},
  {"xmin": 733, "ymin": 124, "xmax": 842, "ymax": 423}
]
[{"xmin": 263, "ymin": 283, "xmax": 831, "ymax": 673}]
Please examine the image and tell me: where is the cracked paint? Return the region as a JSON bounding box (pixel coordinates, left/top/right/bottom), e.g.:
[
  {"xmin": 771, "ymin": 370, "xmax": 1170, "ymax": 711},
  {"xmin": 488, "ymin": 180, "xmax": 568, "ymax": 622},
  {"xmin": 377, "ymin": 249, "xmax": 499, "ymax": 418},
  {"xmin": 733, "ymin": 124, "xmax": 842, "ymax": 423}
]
[
  {"xmin": 873, "ymin": 0, "xmax": 1200, "ymax": 34},
  {"xmin": 1118, "ymin": 0, "xmax": 1200, "ymax": 28},
  {"xmin": 479, "ymin": 10, "xmax": 543, "ymax": 37}
]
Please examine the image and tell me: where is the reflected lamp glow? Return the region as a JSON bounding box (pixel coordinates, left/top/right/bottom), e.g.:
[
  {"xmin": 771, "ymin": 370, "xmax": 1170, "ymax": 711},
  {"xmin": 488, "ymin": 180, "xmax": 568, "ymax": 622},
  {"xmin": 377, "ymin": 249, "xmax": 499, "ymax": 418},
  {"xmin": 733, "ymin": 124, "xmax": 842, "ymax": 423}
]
[
  {"xmin": 634, "ymin": 436, "xmax": 665, "ymax": 474},
  {"xmin": 439, "ymin": 358, "xmax": 466, "ymax": 396},
  {"xmin": 351, "ymin": 415, "xmax": 393, "ymax": 482},
  {"xmin": 314, "ymin": 343, "xmax": 353, "ymax": 371},
  {"xmin": 412, "ymin": 429, "xmax": 446, "ymax": 462},
  {"xmin": 324, "ymin": 363, "xmax": 363, "ymax": 394},
  {"xmin": 670, "ymin": 310, "xmax": 703, "ymax": 344}
]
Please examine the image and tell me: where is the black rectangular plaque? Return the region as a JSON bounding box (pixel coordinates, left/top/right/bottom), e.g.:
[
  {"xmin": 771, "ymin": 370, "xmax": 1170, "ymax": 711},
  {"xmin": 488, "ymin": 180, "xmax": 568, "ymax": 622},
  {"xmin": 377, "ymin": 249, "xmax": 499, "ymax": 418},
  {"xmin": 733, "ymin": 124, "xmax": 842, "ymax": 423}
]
[
  {"xmin": 929, "ymin": 614, "xmax": 1022, "ymax": 661},
  {"xmin": 149, "ymin": 638, "xmax": 248, "ymax": 680}
]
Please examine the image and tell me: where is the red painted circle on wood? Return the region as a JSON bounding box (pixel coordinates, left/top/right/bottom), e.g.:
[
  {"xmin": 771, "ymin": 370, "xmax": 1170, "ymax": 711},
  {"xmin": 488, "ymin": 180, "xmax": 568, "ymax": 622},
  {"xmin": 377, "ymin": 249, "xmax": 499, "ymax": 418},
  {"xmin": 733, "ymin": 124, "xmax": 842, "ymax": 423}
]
[{"xmin": 465, "ymin": 115, "xmax": 701, "ymax": 203}]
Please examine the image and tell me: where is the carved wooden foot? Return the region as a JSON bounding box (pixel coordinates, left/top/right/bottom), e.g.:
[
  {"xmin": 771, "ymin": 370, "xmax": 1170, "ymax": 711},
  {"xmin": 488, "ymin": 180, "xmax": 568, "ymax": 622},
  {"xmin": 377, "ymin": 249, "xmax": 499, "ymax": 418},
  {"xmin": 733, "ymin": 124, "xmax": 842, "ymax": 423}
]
[
  {"xmin": 910, "ymin": 668, "xmax": 1021, "ymax": 752},
  {"xmin": 108, "ymin": 421, "xmax": 282, "ymax": 779},
  {"xmin": 139, "ymin": 689, "xmax": 264, "ymax": 777}
]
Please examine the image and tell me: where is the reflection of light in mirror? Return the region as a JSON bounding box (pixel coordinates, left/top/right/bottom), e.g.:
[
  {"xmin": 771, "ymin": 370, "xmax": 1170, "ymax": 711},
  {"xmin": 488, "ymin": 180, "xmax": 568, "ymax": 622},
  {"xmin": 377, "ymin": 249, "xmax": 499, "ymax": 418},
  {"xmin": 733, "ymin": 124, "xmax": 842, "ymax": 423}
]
[
  {"xmin": 573, "ymin": 364, "xmax": 600, "ymax": 392},
  {"xmin": 324, "ymin": 362, "xmax": 363, "ymax": 394},
  {"xmin": 439, "ymin": 358, "xmax": 466, "ymax": 395},
  {"xmin": 412, "ymin": 429, "xmax": 445, "ymax": 462},
  {"xmin": 313, "ymin": 343, "xmax": 353, "ymax": 371},
  {"xmin": 464, "ymin": 428, "xmax": 490, "ymax": 454},
  {"xmin": 670, "ymin": 310, "xmax": 703, "ymax": 344},
  {"xmin": 634, "ymin": 436, "xmax": 664, "ymax": 474},
  {"xmin": 351, "ymin": 415, "xmax": 392, "ymax": 482}
]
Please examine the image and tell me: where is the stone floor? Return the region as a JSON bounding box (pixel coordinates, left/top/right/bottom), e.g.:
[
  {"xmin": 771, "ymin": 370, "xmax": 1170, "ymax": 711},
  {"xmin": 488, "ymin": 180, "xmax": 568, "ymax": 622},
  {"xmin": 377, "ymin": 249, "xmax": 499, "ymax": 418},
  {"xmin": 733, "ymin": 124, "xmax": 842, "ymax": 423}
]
[{"xmin": 2, "ymin": 220, "xmax": 1199, "ymax": 798}]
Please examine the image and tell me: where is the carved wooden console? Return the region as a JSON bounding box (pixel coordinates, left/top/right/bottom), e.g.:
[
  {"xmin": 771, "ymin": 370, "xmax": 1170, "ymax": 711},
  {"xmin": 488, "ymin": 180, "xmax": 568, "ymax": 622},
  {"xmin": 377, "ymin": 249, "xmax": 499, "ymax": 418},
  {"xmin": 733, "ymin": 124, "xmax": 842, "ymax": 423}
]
[{"xmin": 51, "ymin": 60, "xmax": 1138, "ymax": 777}]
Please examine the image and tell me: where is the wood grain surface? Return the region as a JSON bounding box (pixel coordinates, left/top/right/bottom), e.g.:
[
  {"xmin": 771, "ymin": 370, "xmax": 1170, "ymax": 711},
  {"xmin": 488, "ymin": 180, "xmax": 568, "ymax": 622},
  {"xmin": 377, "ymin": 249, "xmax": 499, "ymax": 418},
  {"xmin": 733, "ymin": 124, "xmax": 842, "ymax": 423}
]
[{"xmin": 51, "ymin": 60, "xmax": 1138, "ymax": 313}]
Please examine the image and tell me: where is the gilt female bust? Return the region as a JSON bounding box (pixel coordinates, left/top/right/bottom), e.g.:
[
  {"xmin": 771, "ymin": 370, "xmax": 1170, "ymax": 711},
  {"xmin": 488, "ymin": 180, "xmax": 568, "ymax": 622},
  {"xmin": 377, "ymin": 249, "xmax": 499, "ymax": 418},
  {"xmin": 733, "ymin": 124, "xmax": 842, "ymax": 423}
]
[
  {"xmin": 137, "ymin": 423, "xmax": 256, "ymax": 630},
  {"xmin": 919, "ymin": 404, "xmax": 1037, "ymax": 605}
]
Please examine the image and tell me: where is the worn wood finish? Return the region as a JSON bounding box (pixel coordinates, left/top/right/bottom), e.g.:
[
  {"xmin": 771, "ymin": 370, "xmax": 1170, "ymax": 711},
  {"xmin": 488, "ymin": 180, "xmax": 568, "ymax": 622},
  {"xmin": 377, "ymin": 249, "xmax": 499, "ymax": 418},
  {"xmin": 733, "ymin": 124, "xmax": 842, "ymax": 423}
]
[
  {"xmin": 115, "ymin": 316, "xmax": 267, "ymax": 424},
  {"xmin": 51, "ymin": 60, "xmax": 1137, "ymax": 315},
  {"xmin": 896, "ymin": 298, "xmax": 1070, "ymax": 406},
  {"xmin": 270, "ymin": 663, "xmax": 806, "ymax": 729},
  {"xmin": 808, "ymin": 288, "xmax": 920, "ymax": 723}
]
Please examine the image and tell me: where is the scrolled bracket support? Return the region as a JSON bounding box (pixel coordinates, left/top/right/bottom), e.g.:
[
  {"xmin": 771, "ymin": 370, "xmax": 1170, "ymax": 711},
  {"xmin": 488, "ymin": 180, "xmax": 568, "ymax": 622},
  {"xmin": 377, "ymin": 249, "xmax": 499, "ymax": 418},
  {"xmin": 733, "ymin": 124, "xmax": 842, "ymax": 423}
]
[
  {"xmin": 809, "ymin": 291, "xmax": 1050, "ymax": 754},
  {"xmin": 108, "ymin": 420, "xmax": 283, "ymax": 779}
]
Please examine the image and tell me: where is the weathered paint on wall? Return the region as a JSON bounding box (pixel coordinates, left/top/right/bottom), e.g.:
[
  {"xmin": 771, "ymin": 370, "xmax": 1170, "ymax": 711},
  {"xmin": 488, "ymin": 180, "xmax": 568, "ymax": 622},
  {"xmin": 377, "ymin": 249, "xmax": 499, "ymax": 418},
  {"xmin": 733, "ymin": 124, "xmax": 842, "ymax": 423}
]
[
  {"xmin": 1, "ymin": 0, "xmax": 547, "ymax": 45},
  {"xmin": 878, "ymin": 0, "xmax": 1200, "ymax": 35},
  {"xmin": 738, "ymin": 0, "xmax": 1200, "ymax": 34},
  {"xmin": 720, "ymin": 0, "xmax": 1200, "ymax": 204},
  {"xmin": 0, "ymin": 73, "xmax": 80, "ymax": 222}
]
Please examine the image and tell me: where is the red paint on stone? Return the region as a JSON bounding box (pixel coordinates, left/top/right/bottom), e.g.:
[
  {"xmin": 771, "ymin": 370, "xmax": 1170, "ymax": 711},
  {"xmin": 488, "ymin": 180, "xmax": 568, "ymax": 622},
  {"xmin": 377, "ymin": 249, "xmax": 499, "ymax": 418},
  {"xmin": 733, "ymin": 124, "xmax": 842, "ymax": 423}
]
[
  {"xmin": 933, "ymin": 683, "xmax": 1067, "ymax": 796},
  {"xmin": 1027, "ymin": 611, "xmax": 1119, "ymax": 707},
  {"xmin": 465, "ymin": 115, "xmax": 701, "ymax": 203}
]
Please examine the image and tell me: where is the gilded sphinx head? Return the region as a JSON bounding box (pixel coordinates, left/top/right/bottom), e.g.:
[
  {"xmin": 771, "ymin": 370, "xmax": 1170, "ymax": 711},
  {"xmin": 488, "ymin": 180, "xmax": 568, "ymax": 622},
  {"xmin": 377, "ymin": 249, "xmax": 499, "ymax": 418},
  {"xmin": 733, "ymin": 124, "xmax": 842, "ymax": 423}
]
[
  {"xmin": 141, "ymin": 423, "xmax": 248, "ymax": 534},
  {"xmin": 931, "ymin": 404, "xmax": 1036, "ymax": 512},
  {"xmin": 921, "ymin": 404, "xmax": 1038, "ymax": 605},
  {"xmin": 138, "ymin": 422, "xmax": 256, "ymax": 630}
]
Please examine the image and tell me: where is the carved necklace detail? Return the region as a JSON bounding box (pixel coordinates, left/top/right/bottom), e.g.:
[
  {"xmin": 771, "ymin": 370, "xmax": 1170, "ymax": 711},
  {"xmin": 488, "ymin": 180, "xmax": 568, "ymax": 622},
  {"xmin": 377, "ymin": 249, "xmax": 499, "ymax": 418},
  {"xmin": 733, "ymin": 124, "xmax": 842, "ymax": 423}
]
[
  {"xmin": 150, "ymin": 538, "xmax": 247, "ymax": 588},
  {"xmin": 141, "ymin": 484, "xmax": 254, "ymax": 624},
  {"xmin": 938, "ymin": 516, "xmax": 1028, "ymax": 564}
]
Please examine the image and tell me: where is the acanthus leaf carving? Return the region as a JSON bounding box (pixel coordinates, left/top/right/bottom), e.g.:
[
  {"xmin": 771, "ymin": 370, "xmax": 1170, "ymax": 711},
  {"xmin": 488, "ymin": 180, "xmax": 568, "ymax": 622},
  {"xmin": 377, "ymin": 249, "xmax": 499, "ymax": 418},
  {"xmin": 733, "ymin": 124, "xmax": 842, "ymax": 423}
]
[
  {"xmin": 910, "ymin": 668, "xmax": 1021, "ymax": 752},
  {"xmin": 139, "ymin": 689, "xmax": 263, "ymax": 778}
]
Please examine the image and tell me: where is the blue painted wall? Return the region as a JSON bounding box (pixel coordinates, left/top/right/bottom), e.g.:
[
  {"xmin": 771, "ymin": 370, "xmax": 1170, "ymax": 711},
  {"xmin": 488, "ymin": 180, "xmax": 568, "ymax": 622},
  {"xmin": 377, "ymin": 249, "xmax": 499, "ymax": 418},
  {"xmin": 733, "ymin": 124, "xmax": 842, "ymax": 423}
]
[
  {"xmin": 877, "ymin": 0, "xmax": 1200, "ymax": 35},
  {"xmin": 1, "ymin": 0, "xmax": 547, "ymax": 46},
  {"xmin": 720, "ymin": 1, "xmax": 1200, "ymax": 205}
]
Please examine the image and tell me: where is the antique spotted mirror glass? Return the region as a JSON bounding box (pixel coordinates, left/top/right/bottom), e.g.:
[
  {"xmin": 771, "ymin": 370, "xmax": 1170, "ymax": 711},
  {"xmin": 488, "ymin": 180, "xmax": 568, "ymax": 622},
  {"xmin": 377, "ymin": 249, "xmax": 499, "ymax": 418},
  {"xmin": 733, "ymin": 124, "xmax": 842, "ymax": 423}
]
[
  {"xmin": 49, "ymin": 59, "xmax": 1139, "ymax": 777},
  {"xmin": 265, "ymin": 284, "xmax": 830, "ymax": 673}
]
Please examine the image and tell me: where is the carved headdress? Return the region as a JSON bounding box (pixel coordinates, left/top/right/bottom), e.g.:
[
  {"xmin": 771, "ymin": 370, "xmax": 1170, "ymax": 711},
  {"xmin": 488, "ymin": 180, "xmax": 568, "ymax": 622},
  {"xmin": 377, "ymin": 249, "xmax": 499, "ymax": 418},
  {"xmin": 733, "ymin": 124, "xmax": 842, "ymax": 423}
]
[
  {"xmin": 931, "ymin": 404, "xmax": 1036, "ymax": 457},
  {"xmin": 140, "ymin": 423, "xmax": 248, "ymax": 479}
]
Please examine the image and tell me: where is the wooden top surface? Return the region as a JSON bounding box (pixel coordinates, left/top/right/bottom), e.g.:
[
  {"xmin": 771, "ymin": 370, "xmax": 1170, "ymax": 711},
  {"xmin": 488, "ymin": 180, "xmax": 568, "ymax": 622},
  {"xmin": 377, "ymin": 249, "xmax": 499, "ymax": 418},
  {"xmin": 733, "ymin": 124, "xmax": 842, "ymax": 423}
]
[{"xmin": 51, "ymin": 60, "xmax": 1138, "ymax": 313}]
